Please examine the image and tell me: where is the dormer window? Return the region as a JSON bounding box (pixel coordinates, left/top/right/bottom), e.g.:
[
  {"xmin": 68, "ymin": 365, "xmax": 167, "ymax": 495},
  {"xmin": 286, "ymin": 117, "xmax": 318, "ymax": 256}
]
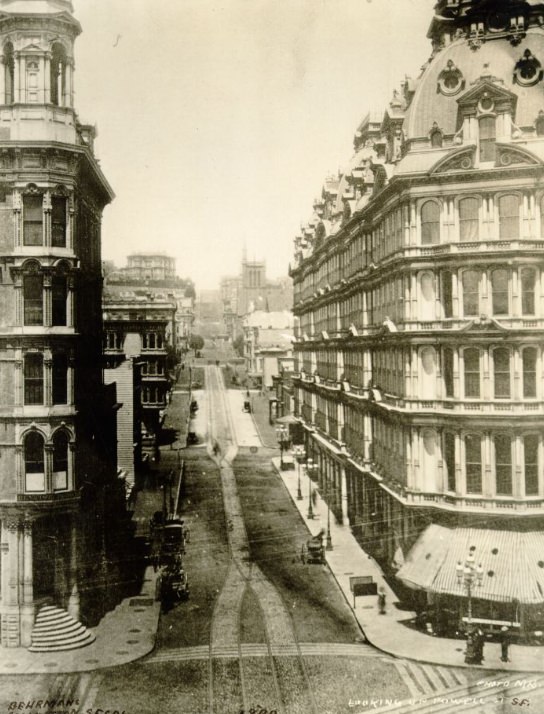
[
  {"xmin": 514, "ymin": 49, "xmax": 543, "ymax": 88},
  {"xmin": 479, "ymin": 115, "xmax": 496, "ymax": 162},
  {"xmin": 437, "ymin": 60, "xmax": 464, "ymax": 97},
  {"xmin": 430, "ymin": 123, "xmax": 443, "ymax": 148}
]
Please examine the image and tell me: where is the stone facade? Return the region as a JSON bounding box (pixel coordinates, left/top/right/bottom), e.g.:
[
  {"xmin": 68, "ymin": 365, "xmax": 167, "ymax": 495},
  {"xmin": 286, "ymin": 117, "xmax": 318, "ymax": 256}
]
[
  {"xmin": 290, "ymin": 0, "xmax": 544, "ymax": 632},
  {"xmin": 0, "ymin": 0, "xmax": 117, "ymax": 647}
]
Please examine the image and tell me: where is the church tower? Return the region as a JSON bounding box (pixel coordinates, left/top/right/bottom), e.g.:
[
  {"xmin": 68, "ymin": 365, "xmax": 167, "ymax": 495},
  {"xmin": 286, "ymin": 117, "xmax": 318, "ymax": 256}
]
[{"xmin": 0, "ymin": 0, "xmax": 116, "ymax": 649}]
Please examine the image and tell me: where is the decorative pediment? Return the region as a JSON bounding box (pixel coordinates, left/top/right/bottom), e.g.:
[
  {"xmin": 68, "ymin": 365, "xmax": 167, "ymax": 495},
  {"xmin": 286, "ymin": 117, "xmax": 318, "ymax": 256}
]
[
  {"xmin": 495, "ymin": 143, "xmax": 541, "ymax": 168},
  {"xmin": 457, "ymin": 79, "xmax": 518, "ymax": 117},
  {"xmin": 460, "ymin": 316, "xmax": 510, "ymax": 333},
  {"xmin": 430, "ymin": 146, "xmax": 476, "ymax": 174}
]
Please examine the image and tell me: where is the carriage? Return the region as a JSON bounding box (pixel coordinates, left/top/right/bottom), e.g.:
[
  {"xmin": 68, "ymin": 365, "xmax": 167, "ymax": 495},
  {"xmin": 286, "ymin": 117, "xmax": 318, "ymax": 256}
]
[
  {"xmin": 300, "ymin": 530, "xmax": 326, "ymax": 564},
  {"xmin": 156, "ymin": 562, "xmax": 189, "ymax": 604}
]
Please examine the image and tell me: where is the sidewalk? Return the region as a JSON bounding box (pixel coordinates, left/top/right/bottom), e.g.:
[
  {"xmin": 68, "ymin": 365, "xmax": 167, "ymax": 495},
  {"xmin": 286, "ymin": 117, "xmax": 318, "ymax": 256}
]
[
  {"xmin": 273, "ymin": 455, "xmax": 544, "ymax": 673},
  {"xmin": 0, "ymin": 567, "xmax": 160, "ymax": 674},
  {"xmin": 0, "ymin": 380, "xmax": 193, "ymax": 673}
]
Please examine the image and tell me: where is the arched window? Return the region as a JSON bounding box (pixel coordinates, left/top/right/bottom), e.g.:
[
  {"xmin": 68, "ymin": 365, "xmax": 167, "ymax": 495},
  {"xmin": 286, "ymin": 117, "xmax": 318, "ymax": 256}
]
[
  {"xmin": 464, "ymin": 348, "xmax": 480, "ymax": 398},
  {"xmin": 421, "ymin": 347, "xmax": 436, "ymax": 399},
  {"xmin": 491, "ymin": 268, "xmax": 509, "ymax": 315},
  {"xmin": 523, "ymin": 347, "xmax": 537, "ymax": 398},
  {"xmin": 50, "ymin": 43, "xmax": 67, "ymax": 107},
  {"xmin": 52, "ymin": 275, "xmax": 67, "ymax": 326},
  {"xmin": 52, "ymin": 352, "xmax": 68, "ymax": 404},
  {"xmin": 499, "ymin": 194, "xmax": 520, "ymax": 239},
  {"xmin": 465, "ymin": 434, "xmax": 482, "ymax": 494},
  {"xmin": 479, "ymin": 116, "xmax": 496, "ymax": 162},
  {"xmin": 23, "ymin": 274, "xmax": 43, "ymax": 325},
  {"xmin": 23, "ymin": 194, "xmax": 43, "ymax": 246},
  {"xmin": 459, "ymin": 197, "xmax": 479, "ymax": 241},
  {"xmin": 24, "ymin": 353, "xmax": 43, "ymax": 404},
  {"xmin": 524, "ymin": 434, "xmax": 539, "ymax": 496},
  {"xmin": 521, "ymin": 267, "xmax": 536, "ymax": 315},
  {"xmin": 462, "ymin": 270, "xmax": 480, "ymax": 316},
  {"xmin": 494, "ymin": 434, "xmax": 512, "ymax": 496},
  {"xmin": 421, "ymin": 201, "xmax": 440, "ymax": 245},
  {"xmin": 24, "ymin": 431, "xmax": 45, "ymax": 492},
  {"xmin": 444, "ymin": 432, "xmax": 456, "ymax": 492},
  {"xmin": 420, "ymin": 271, "xmax": 435, "ymax": 320},
  {"xmin": 494, "ymin": 348, "xmax": 511, "ymax": 398},
  {"xmin": 441, "ymin": 271, "xmax": 453, "ymax": 318},
  {"xmin": 3, "ymin": 42, "xmax": 14, "ymax": 104},
  {"xmin": 52, "ymin": 430, "xmax": 69, "ymax": 490},
  {"xmin": 443, "ymin": 347, "xmax": 454, "ymax": 398},
  {"xmin": 51, "ymin": 196, "xmax": 67, "ymax": 247}
]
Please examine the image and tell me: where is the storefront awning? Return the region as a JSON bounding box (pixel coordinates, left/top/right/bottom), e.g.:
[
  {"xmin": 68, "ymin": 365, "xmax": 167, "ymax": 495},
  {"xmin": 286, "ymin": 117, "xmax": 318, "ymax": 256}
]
[{"xmin": 397, "ymin": 524, "xmax": 544, "ymax": 605}]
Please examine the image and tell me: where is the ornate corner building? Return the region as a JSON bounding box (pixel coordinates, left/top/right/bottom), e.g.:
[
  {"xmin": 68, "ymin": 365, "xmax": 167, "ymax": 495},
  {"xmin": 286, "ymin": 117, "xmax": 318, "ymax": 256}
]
[
  {"xmin": 291, "ymin": 0, "xmax": 544, "ymax": 634},
  {"xmin": 0, "ymin": 0, "xmax": 116, "ymax": 648}
]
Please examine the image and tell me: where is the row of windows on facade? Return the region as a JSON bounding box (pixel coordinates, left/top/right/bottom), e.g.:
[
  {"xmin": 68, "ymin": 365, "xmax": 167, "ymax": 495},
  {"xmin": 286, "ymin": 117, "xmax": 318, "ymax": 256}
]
[
  {"xmin": 295, "ymin": 194, "xmax": 542, "ymax": 299},
  {"xmin": 23, "ymin": 274, "xmax": 68, "ymax": 326},
  {"xmin": 3, "ymin": 42, "xmax": 69, "ymax": 107},
  {"xmin": 21, "ymin": 194, "xmax": 68, "ymax": 247},
  {"xmin": 142, "ymin": 386, "xmax": 165, "ymax": 405},
  {"xmin": 300, "ymin": 265, "xmax": 538, "ymax": 334},
  {"xmin": 298, "ymin": 396, "xmax": 541, "ymax": 498},
  {"xmin": 372, "ymin": 430, "xmax": 540, "ymax": 498},
  {"xmin": 23, "ymin": 353, "xmax": 68, "ymax": 405},
  {"xmin": 22, "ymin": 430, "xmax": 70, "ymax": 493},
  {"xmin": 103, "ymin": 331, "xmax": 165, "ymax": 350},
  {"xmin": 304, "ymin": 344, "xmax": 539, "ymax": 400}
]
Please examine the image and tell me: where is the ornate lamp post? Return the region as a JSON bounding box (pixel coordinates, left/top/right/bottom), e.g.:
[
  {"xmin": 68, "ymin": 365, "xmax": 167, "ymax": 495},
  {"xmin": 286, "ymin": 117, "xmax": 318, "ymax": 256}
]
[
  {"xmin": 456, "ymin": 552, "xmax": 484, "ymax": 664},
  {"xmin": 293, "ymin": 445, "xmax": 305, "ymax": 501},
  {"xmin": 306, "ymin": 458, "xmax": 318, "ymax": 520},
  {"xmin": 276, "ymin": 425, "xmax": 289, "ymax": 470}
]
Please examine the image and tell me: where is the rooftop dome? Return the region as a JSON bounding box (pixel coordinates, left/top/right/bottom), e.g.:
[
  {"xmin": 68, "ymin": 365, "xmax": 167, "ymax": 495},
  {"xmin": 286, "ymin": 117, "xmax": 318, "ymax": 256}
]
[
  {"xmin": 404, "ymin": 28, "xmax": 544, "ymax": 140},
  {"xmin": 0, "ymin": 0, "xmax": 73, "ymax": 14}
]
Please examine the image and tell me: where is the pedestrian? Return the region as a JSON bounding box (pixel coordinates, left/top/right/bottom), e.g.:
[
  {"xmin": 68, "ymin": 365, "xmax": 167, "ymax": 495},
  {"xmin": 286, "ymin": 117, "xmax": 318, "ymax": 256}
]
[
  {"xmin": 475, "ymin": 627, "xmax": 485, "ymax": 663},
  {"xmin": 311, "ymin": 488, "xmax": 317, "ymax": 507},
  {"xmin": 500, "ymin": 626, "xmax": 510, "ymax": 662},
  {"xmin": 378, "ymin": 588, "xmax": 386, "ymax": 615}
]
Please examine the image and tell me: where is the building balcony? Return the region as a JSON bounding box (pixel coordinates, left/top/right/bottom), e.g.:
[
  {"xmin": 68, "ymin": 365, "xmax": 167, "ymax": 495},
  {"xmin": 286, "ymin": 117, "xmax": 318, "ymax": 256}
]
[{"xmin": 378, "ymin": 394, "xmax": 544, "ymax": 416}]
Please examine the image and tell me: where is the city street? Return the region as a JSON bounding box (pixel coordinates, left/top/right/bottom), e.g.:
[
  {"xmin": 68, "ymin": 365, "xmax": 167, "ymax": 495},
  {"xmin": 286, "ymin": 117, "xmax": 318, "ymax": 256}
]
[{"xmin": 0, "ymin": 356, "xmax": 540, "ymax": 714}]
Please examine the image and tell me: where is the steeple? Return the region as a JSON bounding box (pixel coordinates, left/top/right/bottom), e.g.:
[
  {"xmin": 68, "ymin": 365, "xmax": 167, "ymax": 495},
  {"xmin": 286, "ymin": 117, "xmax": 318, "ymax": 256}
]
[
  {"xmin": 0, "ymin": 0, "xmax": 82, "ymax": 142},
  {"xmin": 0, "ymin": 0, "xmax": 74, "ymax": 14},
  {"xmin": 428, "ymin": 1, "xmax": 544, "ymax": 51}
]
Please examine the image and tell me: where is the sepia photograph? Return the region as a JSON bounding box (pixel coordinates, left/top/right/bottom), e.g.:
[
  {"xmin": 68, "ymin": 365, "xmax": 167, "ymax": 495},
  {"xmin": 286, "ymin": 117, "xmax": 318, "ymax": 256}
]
[{"xmin": 1, "ymin": 0, "xmax": 544, "ymax": 712}]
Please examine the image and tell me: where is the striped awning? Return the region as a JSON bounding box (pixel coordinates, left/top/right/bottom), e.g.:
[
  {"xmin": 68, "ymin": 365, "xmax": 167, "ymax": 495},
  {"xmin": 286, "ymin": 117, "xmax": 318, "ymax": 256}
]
[{"xmin": 397, "ymin": 524, "xmax": 544, "ymax": 605}]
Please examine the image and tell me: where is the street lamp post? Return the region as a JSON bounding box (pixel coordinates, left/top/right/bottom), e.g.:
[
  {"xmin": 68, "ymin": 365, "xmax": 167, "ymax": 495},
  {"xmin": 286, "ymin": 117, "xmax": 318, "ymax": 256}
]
[
  {"xmin": 456, "ymin": 552, "xmax": 484, "ymax": 664},
  {"xmin": 293, "ymin": 445, "xmax": 305, "ymax": 501},
  {"xmin": 306, "ymin": 458, "xmax": 317, "ymax": 520},
  {"xmin": 325, "ymin": 472, "xmax": 333, "ymax": 551},
  {"xmin": 276, "ymin": 425, "xmax": 289, "ymax": 470}
]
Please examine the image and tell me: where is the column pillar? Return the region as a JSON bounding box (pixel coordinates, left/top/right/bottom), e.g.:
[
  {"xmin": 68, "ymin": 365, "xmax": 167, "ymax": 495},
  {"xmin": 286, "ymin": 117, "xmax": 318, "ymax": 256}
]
[
  {"xmin": 20, "ymin": 519, "xmax": 34, "ymax": 647},
  {"xmin": 44, "ymin": 52, "xmax": 51, "ymax": 104},
  {"xmin": 13, "ymin": 51, "xmax": 20, "ymax": 103},
  {"xmin": 67, "ymin": 515, "xmax": 80, "ymax": 620},
  {"xmin": 340, "ymin": 464, "xmax": 349, "ymax": 525},
  {"xmin": 0, "ymin": 54, "xmax": 5, "ymax": 104},
  {"xmin": 1, "ymin": 517, "xmax": 21, "ymax": 647},
  {"xmin": 43, "ymin": 272, "xmax": 52, "ymax": 327}
]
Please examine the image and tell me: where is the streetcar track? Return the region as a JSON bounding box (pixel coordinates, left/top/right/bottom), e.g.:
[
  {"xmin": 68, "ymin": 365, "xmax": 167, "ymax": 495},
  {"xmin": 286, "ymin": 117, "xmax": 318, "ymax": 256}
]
[{"xmin": 205, "ymin": 364, "xmax": 324, "ymax": 714}]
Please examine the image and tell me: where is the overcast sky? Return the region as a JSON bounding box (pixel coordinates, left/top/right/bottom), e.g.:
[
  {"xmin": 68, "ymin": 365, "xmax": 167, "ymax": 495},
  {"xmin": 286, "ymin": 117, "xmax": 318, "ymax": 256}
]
[{"xmin": 73, "ymin": 0, "xmax": 435, "ymax": 290}]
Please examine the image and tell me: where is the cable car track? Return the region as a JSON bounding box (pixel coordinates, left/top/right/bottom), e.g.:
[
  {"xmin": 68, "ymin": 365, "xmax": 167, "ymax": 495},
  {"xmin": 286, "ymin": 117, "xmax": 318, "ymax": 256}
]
[{"xmin": 205, "ymin": 365, "xmax": 320, "ymax": 714}]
